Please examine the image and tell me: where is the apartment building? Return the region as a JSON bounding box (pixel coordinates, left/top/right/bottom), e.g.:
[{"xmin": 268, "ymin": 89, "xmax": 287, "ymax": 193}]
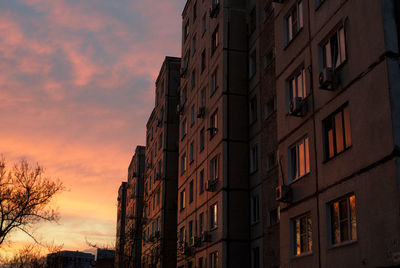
[
  {"xmin": 141, "ymin": 56, "xmax": 181, "ymax": 268},
  {"xmin": 177, "ymin": 1, "xmax": 249, "ymax": 267},
  {"xmin": 115, "ymin": 181, "xmax": 127, "ymax": 268},
  {"xmin": 274, "ymin": 0, "xmax": 400, "ymax": 267},
  {"xmin": 125, "ymin": 146, "xmax": 146, "ymax": 268},
  {"xmin": 247, "ymin": 1, "xmax": 280, "ymax": 268}
]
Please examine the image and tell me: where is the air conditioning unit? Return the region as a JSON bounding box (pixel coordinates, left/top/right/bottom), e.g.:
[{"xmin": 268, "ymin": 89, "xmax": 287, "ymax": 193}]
[
  {"xmin": 276, "ymin": 185, "xmax": 292, "ymax": 203},
  {"xmin": 288, "ymin": 97, "xmax": 305, "ymax": 117},
  {"xmin": 319, "ymin": 67, "xmax": 336, "ymax": 90},
  {"xmin": 197, "ymin": 106, "xmax": 205, "ymax": 118}
]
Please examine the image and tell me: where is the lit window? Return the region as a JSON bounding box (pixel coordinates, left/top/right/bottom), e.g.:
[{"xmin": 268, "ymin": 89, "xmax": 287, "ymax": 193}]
[
  {"xmin": 180, "ymin": 189, "xmax": 186, "ymax": 210},
  {"xmin": 323, "ymin": 105, "xmax": 351, "ymax": 160},
  {"xmin": 322, "ymin": 26, "xmax": 346, "ymax": 69},
  {"xmin": 288, "ymin": 67, "xmax": 307, "ymax": 106},
  {"xmin": 329, "ymin": 194, "xmax": 357, "ymax": 245},
  {"xmin": 285, "ymin": 1, "xmax": 303, "ymax": 44},
  {"xmin": 181, "ymin": 153, "xmax": 187, "ymax": 175},
  {"xmin": 209, "ymin": 251, "xmax": 218, "ymax": 268},
  {"xmin": 292, "ymin": 213, "xmax": 312, "ymax": 256},
  {"xmin": 289, "ymin": 137, "xmax": 310, "ymax": 181},
  {"xmin": 210, "ymin": 203, "xmax": 218, "ymax": 229}
]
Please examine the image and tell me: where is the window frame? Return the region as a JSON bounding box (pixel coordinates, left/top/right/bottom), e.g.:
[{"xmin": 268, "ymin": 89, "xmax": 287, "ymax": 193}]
[
  {"xmin": 284, "ymin": 0, "xmax": 304, "ymax": 46},
  {"xmin": 291, "ymin": 212, "xmax": 312, "ymax": 257},
  {"xmin": 209, "ymin": 203, "xmax": 218, "ymax": 230},
  {"xmin": 288, "ymin": 136, "xmax": 311, "ymax": 182},
  {"xmin": 320, "ymin": 25, "xmax": 347, "ymax": 70}
]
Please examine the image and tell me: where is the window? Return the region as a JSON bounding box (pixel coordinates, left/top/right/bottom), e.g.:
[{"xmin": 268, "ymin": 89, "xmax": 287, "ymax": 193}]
[
  {"xmin": 211, "ymin": 26, "xmax": 219, "ymax": 54},
  {"xmin": 189, "ymin": 220, "xmax": 193, "ymax": 240},
  {"xmin": 289, "ymin": 137, "xmax": 310, "ymax": 181},
  {"xmin": 250, "ymin": 96, "xmax": 258, "ymax": 124},
  {"xmin": 193, "ymin": 2, "xmax": 197, "ymax": 21},
  {"xmin": 157, "ymin": 189, "xmax": 160, "ymax": 204},
  {"xmin": 209, "ymin": 110, "xmax": 218, "ymax": 138},
  {"xmin": 198, "ymin": 257, "xmax": 203, "ymax": 268},
  {"xmin": 292, "ymin": 213, "xmax": 312, "ymax": 256},
  {"xmin": 201, "ymin": 14, "xmax": 206, "ymax": 35},
  {"xmin": 264, "ymin": 48, "xmax": 275, "ymax": 68},
  {"xmin": 329, "ymin": 194, "xmax": 357, "ymax": 245},
  {"xmin": 153, "ymin": 195, "xmax": 155, "ymax": 210},
  {"xmin": 249, "ymin": 49, "xmax": 257, "ymax": 78},
  {"xmin": 158, "ymin": 133, "xmax": 162, "ymax": 149},
  {"xmin": 181, "ymin": 119, "xmax": 187, "ymax": 140},
  {"xmin": 250, "ymin": 145, "xmax": 258, "ymax": 173},
  {"xmin": 191, "ymin": 69, "xmax": 196, "ymax": 89},
  {"xmin": 200, "ymin": 88, "xmax": 206, "ymax": 107},
  {"xmin": 268, "ymin": 207, "xmax": 280, "ymax": 227},
  {"xmin": 192, "ymin": 35, "xmax": 196, "ymax": 55},
  {"xmin": 189, "ymin": 141, "xmax": 194, "ymax": 163},
  {"xmin": 184, "ymin": 21, "xmax": 189, "ymax": 42},
  {"xmin": 264, "ymin": 98, "xmax": 276, "ymax": 119},
  {"xmin": 200, "ymin": 128, "xmax": 205, "ymax": 152},
  {"xmin": 181, "ymin": 153, "xmax": 187, "ymax": 175},
  {"xmin": 210, "ymin": 68, "xmax": 218, "ymax": 95},
  {"xmin": 157, "ymin": 161, "xmax": 162, "ymax": 178},
  {"xmin": 189, "ymin": 180, "xmax": 194, "ymax": 203},
  {"xmin": 190, "ymin": 105, "xmax": 195, "ymax": 126},
  {"xmin": 179, "ymin": 226, "xmax": 185, "ymax": 246},
  {"xmin": 252, "ymin": 247, "xmax": 260, "ymax": 268},
  {"xmin": 180, "ymin": 189, "xmax": 186, "ymax": 210},
  {"xmin": 287, "ymin": 67, "xmax": 307, "ymax": 105},
  {"xmin": 199, "ymin": 169, "xmax": 204, "ymax": 194},
  {"xmin": 181, "ymin": 85, "xmax": 187, "ymax": 104},
  {"xmin": 209, "ymin": 156, "xmax": 219, "ymax": 181},
  {"xmin": 285, "ymin": 1, "xmax": 303, "ymax": 44},
  {"xmin": 182, "ymin": 52, "xmax": 189, "ymax": 74},
  {"xmin": 323, "ymin": 105, "xmax": 351, "ymax": 160},
  {"xmin": 199, "ymin": 212, "xmax": 204, "ymax": 236},
  {"xmin": 251, "ymin": 195, "xmax": 260, "ymax": 223},
  {"xmin": 210, "ymin": 203, "xmax": 218, "ymax": 229},
  {"xmin": 249, "ymin": 8, "xmax": 256, "ymax": 34},
  {"xmin": 321, "ymin": 26, "xmax": 346, "ymax": 69},
  {"xmin": 266, "ymin": 151, "xmax": 276, "ymax": 171},
  {"xmin": 209, "ymin": 251, "xmax": 218, "ymax": 268},
  {"xmin": 160, "ymin": 80, "xmax": 164, "ymax": 95},
  {"xmin": 201, "ymin": 50, "xmax": 206, "ymax": 72},
  {"xmin": 264, "ymin": 3, "xmax": 274, "ymax": 22}
]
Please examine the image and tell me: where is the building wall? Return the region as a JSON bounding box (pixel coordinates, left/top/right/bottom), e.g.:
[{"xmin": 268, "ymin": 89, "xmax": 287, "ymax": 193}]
[
  {"xmin": 141, "ymin": 56, "xmax": 180, "ymax": 268},
  {"xmin": 274, "ymin": 0, "xmax": 400, "ymax": 267},
  {"xmin": 177, "ymin": 1, "xmax": 249, "ymax": 268},
  {"xmin": 115, "ymin": 182, "xmax": 127, "ymax": 268}
]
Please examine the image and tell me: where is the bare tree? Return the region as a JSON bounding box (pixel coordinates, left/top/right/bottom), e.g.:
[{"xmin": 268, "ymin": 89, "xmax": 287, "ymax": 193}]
[{"xmin": 0, "ymin": 157, "xmax": 64, "ymax": 246}]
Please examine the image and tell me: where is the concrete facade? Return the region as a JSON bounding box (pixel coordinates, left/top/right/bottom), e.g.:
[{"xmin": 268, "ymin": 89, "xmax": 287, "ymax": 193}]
[
  {"xmin": 177, "ymin": 1, "xmax": 250, "ymax": 268},
  {"xmin": 274, "ymin": 0, "xmax": 400, "ymax": 267},
  {"xmin": 141, "ymin": 56, "xmax": 181, "ymax": 268},
  {"xmin": 115, "ymin": 182, "xmax": 127, "ymax": 268},
  {"xmin": 125, "ymin": 146, "xmax": 146, "ymax": 268}
]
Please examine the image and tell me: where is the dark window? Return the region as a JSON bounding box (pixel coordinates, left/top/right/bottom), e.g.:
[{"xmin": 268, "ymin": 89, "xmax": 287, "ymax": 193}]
[
  {"xmin": 209, "ymin": 109, "xmax": 218, "ymax": 138},
  {"xmin": 189, "ymin": 141, "xmax": 194, "ymax": 163},
  {"xmin": 200, "ymin": 128, "xmax": 205, "ymax": 152},
  {"xmin": 211, "ymin": 26, "xmax": 219, "ymax": 54},
  {"xmin": 201, "ymin": 50, "xmax": 206, "ymax": 72},
  {"xmin": 210, "ymin": 68, "xmax": 218, "ymax": 95},
  {"xmin": 249, "ymin": 49, "xmax": 257, "ymax": 78},
  {"xmin": 252, "ymin": 247, "xmax": 260, "ymax": 268},
  {"xmin": 250, "ymin": 96, "xmax": 258, "ymax": 123},
  {"xmin": 251, "ymin": 195, "xmax": 260, "ymax": 223},
  {"xmin": 199, "ymin": 169, "xmax": 204, "ymax": 194},
  {"xmin": 249, "ymin": 8, "xmax": 256, "ymax": 34},
  {"xmin": 180, "ymin": 189, "xmax": 186, "ymax": 210},
  {"xmin": 189, "ymin": 180, "xmax": 194, "ymax": 203},
  {"xmin": 193, "ymin": 1, "xmax": 197, "ymax": 21}
]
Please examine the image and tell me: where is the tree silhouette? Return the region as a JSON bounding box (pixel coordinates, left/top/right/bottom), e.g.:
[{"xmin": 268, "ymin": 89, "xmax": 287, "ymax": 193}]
[{"xmin": 0, "ymin": 157, "xmax": 64, "ymax": 246}]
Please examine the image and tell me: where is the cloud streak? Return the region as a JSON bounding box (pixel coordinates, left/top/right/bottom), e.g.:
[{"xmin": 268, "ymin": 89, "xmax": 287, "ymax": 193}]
[{"xmin": 0, "ymin": 0, "xmax": 185, "ymax": 254}]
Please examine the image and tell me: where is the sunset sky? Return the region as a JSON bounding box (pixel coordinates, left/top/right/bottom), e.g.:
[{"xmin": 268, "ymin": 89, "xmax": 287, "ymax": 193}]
[{"xmin": 0, "ymin": 0, "xmax": 184, "ymax": 255}]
